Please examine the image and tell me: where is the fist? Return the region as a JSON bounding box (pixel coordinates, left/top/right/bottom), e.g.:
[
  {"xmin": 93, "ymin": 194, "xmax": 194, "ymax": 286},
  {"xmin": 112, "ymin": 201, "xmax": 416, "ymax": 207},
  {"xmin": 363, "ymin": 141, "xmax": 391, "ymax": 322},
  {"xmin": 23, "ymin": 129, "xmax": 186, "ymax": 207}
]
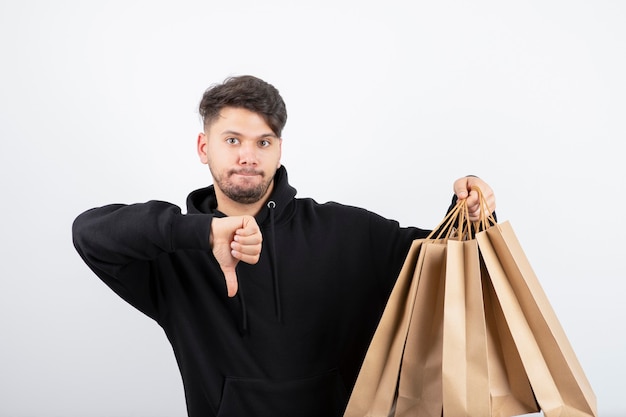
[
  {"xmin": 210, "ymin": 215, "xmax": 263, "ymax": 297},
  {"xmin": 453, "ymin": 176, "xmax": 496, "ymax": 221}
]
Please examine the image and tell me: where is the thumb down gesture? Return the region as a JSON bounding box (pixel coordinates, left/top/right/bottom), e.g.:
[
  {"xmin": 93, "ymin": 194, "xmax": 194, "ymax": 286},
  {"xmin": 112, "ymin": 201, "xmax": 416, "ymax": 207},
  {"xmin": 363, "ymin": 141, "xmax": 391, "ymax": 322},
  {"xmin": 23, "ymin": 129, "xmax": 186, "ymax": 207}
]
[{"xmin": 210, "ymin": 215, "xmax": 262, "ymax": 297}]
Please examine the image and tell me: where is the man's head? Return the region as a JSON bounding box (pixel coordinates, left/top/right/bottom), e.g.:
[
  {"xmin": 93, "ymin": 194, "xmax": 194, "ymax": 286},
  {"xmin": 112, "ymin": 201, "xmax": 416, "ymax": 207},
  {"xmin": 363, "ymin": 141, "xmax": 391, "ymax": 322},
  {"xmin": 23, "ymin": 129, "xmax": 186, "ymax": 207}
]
[
  {"xmin": 198, "ymin": 75, "xmax": 287, "ymax": 136},
  {"xmin": 196, "ymin": 76, "xmax": 286, "ymax": 215}
]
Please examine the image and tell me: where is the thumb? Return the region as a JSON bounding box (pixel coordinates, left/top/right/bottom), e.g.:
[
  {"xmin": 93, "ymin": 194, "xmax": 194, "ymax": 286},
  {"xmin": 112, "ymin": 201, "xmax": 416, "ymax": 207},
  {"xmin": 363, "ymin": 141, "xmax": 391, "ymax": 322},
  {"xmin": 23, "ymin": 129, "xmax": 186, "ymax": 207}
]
[
  {"xmin": 453, "ymin": 178, "xmax": 470, "ymax": 200},
  {"xmin": 456, "ymin": 189, "xmax": 469, "ymax": 200},
  {"xmin": 221, "ymin": 266, "xmax": 239, "ymax": 297}
]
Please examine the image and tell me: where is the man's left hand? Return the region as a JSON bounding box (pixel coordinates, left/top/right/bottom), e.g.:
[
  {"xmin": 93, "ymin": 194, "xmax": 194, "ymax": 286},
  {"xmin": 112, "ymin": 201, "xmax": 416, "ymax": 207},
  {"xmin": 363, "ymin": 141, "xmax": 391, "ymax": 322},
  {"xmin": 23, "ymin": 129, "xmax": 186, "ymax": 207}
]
[{"xmin": 453, "ymin": 176, "xmax": 496, "ymax": 221}]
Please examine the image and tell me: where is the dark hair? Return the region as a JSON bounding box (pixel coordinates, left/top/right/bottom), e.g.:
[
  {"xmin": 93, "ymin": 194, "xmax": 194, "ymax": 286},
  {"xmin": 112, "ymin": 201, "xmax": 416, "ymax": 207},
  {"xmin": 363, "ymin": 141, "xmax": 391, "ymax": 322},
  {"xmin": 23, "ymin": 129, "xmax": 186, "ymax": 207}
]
[{"xmin": 198, "ymin": 75, "xmax": 288, "ymax": 137}]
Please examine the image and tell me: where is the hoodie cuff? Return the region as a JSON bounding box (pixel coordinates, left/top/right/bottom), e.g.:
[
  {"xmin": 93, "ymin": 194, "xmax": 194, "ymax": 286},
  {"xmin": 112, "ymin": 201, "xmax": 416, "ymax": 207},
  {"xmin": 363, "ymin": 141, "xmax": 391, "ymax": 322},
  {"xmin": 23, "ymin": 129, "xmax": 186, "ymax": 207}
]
[{"xmin": 171, "ymin": 213, "xmax": 213, "ymax": 252}]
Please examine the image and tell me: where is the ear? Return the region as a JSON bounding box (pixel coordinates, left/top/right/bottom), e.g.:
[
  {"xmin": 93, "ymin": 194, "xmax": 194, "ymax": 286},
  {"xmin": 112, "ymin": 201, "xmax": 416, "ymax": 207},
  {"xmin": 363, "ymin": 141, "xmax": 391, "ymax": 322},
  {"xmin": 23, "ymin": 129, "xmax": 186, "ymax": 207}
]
[
  {"xmin": 277, "ymin": 137, "xmax": 283, "ymax": 169},
  {"xmin": 197, "ymin": 133, "xmax": 208, "ymax": 164}
]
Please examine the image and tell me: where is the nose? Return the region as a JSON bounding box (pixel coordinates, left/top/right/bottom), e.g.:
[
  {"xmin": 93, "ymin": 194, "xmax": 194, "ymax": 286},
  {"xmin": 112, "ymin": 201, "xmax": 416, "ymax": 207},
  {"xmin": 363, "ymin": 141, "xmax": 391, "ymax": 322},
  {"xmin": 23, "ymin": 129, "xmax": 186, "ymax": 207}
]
[{"xmin": 238, "ymin": 142, "xmax": 258, "ymax": 165}]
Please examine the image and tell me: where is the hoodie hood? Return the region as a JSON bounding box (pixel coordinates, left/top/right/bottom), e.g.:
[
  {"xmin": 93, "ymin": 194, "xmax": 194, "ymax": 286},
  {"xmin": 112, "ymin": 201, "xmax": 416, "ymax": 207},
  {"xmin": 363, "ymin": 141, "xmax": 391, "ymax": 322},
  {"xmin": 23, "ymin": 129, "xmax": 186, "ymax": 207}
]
[
  {"xmin": 185, "ymin": 165, "xmax": 297, "ymax": 331},
  {"xmin": 185, "ymin": 165, "xmax": 297, "ymax": 223}
]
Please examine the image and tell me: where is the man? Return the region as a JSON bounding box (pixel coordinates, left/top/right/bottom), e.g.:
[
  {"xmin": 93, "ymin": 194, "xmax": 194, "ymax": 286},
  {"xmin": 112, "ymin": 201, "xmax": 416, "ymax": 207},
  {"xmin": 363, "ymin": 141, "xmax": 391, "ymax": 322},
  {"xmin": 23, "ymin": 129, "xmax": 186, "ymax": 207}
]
[{"xmin": 72, "ymin": 75, "xmax": 496, "ymax": 417}]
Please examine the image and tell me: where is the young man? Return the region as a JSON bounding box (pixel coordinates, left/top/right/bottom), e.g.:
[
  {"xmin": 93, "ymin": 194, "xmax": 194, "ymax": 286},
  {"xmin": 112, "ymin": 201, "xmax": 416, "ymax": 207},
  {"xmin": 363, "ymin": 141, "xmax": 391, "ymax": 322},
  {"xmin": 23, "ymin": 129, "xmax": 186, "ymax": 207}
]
[{"xmin": 72, "ymin": 75, "xmax": 496, "ymax": 417}]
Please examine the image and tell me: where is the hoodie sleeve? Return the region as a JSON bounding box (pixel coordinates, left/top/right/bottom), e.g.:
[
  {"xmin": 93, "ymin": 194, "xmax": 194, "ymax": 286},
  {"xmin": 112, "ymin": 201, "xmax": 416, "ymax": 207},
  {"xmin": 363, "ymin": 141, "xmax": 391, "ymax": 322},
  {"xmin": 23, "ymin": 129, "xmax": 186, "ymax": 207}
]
[
  {"xmin": 72, "ymin": 200, "xmax": 213, "ymax": 320},
  {"xmin": 368, "ymin": 194, "xmax": 497, "ymax": 299},
  {"xmin": 363, "ymin": 212, "xmax": 431, "ymax": 300}
]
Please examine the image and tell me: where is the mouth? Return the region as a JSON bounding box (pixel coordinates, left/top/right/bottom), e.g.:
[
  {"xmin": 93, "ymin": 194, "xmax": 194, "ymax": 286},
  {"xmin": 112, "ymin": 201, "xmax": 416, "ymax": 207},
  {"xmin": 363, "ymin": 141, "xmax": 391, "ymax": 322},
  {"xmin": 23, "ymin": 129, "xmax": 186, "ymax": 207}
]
[{"xmin": 231, "ymin": 169, "xmax": 263, "ymax": 177}]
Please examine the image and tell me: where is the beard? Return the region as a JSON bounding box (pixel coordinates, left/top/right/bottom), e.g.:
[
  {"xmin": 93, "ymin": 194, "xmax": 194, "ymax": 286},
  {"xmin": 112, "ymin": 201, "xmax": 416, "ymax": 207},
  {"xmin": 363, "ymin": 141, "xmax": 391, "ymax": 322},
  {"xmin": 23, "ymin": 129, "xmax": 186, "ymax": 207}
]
[{"xmin": 211, "ymin": 167, "xmax": 274, "ymax": 204}]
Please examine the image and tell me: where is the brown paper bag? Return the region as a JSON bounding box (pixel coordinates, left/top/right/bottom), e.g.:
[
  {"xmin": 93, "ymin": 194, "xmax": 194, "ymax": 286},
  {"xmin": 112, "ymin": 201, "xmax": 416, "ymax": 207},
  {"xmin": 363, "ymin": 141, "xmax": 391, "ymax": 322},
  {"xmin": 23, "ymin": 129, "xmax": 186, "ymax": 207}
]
[
  {"xmin": 345, "ymin": 196, "xmax": 500, "ymax": 417},
  {"xmin": 343, "ymin": 239, "xmax": 425, "ymax": 417},
  {"xmin": 438, "ymin": 198, "xmax": 534, "ymax": 417},
  {"xmin": 441, "ymin": 239, "xmax": 491, "ymax": 416},
  {"xmin": 481, "ymin": 261, "xmax": 539, "ymax": 417},
  {"xmin": 346, "ymin": 190, "xmax": 596, "ymax": 417},
  {"xmin": 394, "ymin": 242, "xmax": 447, "ymax": 417},
  {"xmin": 344, "ymin": 239, "xmax": 450, "ymax": 417},
  {"xmin": 477, "ymin": 221, "xmax": 598, "ymax": 417}
]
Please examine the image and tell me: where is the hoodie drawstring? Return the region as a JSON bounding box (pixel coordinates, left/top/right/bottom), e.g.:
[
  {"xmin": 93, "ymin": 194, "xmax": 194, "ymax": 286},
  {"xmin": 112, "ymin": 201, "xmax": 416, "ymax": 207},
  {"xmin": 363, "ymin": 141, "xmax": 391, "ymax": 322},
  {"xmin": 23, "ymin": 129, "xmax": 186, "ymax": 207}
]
[
  {"xmin": 238, "ymin": 278, "xmax": 248, "ymax": 331},
  {"xmin": 237, "ymin": 200, "xmax": 281, "ymax": 333},
  {"xmin": 267, "ymin": 200, "xmax": 282, "ymax": 323}
]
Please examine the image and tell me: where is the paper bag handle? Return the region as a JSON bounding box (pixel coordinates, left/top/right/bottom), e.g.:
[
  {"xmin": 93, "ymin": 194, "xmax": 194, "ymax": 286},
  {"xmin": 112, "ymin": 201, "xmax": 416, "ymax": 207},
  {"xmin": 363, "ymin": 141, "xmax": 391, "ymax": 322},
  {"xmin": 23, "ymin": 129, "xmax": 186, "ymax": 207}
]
[{"xmin": 426, "ymin": 186, "xmax": 496, "ymax": 241}]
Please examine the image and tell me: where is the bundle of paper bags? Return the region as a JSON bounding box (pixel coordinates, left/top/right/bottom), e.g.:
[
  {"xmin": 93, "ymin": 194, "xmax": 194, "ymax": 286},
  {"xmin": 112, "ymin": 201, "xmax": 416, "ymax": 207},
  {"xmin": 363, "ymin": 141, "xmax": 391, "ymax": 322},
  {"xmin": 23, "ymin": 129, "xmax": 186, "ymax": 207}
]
[{"xmin": 345, "ymin": 190, "xmax": 597, "ymax": 417}]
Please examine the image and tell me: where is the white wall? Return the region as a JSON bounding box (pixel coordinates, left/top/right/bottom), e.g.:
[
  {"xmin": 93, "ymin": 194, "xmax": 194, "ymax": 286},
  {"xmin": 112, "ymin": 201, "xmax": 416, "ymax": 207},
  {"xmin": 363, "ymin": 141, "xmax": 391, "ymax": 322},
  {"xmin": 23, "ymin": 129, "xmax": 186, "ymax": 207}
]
[{"xmin": 1, "ymin": 0, "xmax": 623, "ymax": 416}]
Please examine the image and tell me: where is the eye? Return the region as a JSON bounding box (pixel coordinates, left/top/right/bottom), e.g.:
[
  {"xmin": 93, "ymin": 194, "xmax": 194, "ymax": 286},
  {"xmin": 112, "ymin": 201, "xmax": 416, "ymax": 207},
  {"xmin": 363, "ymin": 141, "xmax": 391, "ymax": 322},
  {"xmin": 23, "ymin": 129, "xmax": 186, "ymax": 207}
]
[
  {"xmin": 259, "ymin": 139, "xmax": 271, "ymax": 148},
  {"xmin": 226, "ymin": 137, "xmax": 239, "ymax": 145}
]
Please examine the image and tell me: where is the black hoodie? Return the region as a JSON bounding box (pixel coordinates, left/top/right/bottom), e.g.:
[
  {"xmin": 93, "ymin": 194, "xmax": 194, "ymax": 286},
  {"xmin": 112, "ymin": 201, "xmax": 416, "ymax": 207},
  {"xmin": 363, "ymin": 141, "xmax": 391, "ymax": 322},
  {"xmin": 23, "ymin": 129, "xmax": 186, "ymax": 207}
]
[{"xmin": 72, "ymin": 166, "xmax": 434, "ymax": 417}]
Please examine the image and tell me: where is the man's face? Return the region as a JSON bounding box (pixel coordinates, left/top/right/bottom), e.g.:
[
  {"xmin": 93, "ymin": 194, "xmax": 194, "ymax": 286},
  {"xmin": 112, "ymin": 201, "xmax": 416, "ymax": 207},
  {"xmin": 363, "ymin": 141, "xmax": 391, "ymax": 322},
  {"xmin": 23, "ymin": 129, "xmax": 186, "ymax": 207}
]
[{"xmin": 197, "ymin": 107, "xmax": 282, "ymax": 205}]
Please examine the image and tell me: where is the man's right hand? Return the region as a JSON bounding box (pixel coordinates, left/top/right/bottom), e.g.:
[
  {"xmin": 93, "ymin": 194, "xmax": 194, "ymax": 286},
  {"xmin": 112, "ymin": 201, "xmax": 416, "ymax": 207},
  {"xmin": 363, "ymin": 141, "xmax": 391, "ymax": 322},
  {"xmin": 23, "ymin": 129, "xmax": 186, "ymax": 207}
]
[{"xmin": 210, "ymin": 216, "xmax": 262, "ymax": 297}]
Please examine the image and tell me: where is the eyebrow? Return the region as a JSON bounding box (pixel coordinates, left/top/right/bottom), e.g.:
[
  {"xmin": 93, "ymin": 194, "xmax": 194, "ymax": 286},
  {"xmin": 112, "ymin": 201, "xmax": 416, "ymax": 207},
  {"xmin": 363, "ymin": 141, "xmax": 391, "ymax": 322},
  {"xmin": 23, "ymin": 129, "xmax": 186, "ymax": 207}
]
[{"xmin": 220, "ymin": 130, "xmax": 278, "ymax": 139}]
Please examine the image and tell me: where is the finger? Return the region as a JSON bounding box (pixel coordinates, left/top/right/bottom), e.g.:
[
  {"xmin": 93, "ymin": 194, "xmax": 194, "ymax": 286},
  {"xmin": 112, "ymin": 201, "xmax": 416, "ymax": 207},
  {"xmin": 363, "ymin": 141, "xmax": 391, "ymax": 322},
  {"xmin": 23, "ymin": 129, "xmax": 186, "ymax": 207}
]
[
  {"xmin": 235, "ymin": 252, "xmax": 261, "ymax": 265},
  {"xmin": 232, "ymin": 234, "xmax": 262, "ymax": 255},
  {"xmin": 471, "ymin": 184, "xmax": 496, "ymax": 214},
  {"xmin": 464, "ymin": 178, "xmax": 497, "ymax": 213},
  {"xmin": 232, "ymin": 241, "xmax": 262, "ymax": 255},
  {"xmin": 231, "ymin": 245, "xmax": 261, "ymax": 265},
  {"xmin": 466, "ymin": 204, "xmax": 480, "ymax": 221},
  {"xmin": 233, "ymin": 232, "xmax": 262, "ymax": 246},
  {"xmin": 238, "ymin": 215, "xmax": 261, "ymax": 234},
  {"xmin": 480, "ymin": 195, "xmax": 494, "ymax": 213},
  {"xmin": 235, "ymin": 226, "xmax": 261, "ymax": 237},
  {"xmin": 468, "ymin": 207, "xmax": 481, "ymax": 221},
  {"xmin": 231, "ymin": 243, "xmax": 261, "ymax": 259},
  {"xmin": 231, "ymin": 251, "xmax": 260, "ymax": 265}
]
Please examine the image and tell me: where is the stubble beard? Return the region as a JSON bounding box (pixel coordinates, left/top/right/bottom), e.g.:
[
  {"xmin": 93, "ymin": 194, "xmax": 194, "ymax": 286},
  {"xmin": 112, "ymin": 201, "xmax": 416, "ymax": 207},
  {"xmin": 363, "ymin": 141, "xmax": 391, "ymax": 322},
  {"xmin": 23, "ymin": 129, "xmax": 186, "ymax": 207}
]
[{"xmin": 212, "ymin": 168, "xmax": 274, "ymax": 204}]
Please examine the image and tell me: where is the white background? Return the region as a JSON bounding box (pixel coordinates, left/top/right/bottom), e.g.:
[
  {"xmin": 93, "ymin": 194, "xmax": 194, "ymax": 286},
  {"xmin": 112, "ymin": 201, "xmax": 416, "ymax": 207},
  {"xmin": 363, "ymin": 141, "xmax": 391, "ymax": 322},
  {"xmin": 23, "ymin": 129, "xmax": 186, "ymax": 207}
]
[{"xmin": 1, "ymin": 0, "xmax": 624, "ymax": 416}]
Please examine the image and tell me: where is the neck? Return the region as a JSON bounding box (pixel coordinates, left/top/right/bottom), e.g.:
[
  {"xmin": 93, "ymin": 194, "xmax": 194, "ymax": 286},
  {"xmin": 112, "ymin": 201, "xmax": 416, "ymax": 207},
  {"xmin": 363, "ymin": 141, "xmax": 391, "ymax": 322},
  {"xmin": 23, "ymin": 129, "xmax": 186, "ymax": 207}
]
[{"xmin": 217, "ymin": 199, "xmax": 266, "ymax": 217}]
